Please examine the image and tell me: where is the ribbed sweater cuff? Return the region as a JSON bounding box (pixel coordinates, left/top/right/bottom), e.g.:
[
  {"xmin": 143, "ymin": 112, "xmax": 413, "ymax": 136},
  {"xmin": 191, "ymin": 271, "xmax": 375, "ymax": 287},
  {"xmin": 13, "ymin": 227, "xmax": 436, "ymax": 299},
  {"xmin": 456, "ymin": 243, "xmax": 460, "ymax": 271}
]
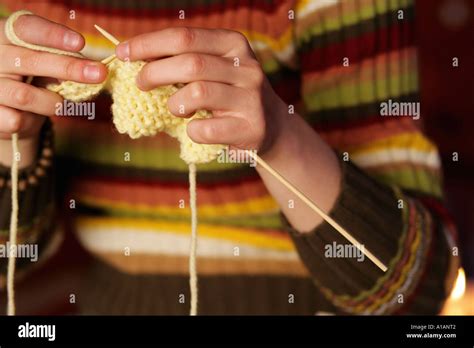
[
  {"xmin": 281, "ymin": 159, "xmax": 453, "ymax": 314},
  {"xmin": 0, "ymin": 120, "xmax": 54, "ymax": 231},
  {"xmin": 0, "ymin": 120, "xmax": 57, "ymax": 280}
]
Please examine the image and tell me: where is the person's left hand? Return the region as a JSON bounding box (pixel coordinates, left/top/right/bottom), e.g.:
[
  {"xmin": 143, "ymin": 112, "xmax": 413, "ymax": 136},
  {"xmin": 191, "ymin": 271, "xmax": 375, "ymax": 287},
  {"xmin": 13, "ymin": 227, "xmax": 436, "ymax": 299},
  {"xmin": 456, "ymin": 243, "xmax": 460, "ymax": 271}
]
[{"xmin": 116, "ymin": 27, "xmax": 288, "ymax": 153}]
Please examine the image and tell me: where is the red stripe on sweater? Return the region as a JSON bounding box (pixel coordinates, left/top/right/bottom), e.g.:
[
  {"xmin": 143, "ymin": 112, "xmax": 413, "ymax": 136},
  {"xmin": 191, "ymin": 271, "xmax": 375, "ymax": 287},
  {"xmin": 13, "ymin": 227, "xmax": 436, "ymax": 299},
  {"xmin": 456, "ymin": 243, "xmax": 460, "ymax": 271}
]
[
  {"xmin": 46, "ymin": 0, "xmax": 282, "ymax": 18},
  {"xmin": 77, "ymin": 171, "xmax": 261, "ymax": 189},
  {"xmin": 300, "ymin": 21, "xmax": 414, "ymax": 73}
]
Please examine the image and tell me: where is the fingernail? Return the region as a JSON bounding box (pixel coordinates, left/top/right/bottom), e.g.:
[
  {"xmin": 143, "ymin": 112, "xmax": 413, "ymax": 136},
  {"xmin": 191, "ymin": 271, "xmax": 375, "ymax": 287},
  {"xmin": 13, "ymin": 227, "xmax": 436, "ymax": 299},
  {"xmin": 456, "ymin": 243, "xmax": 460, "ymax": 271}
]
[
  {"xmin": 116, "ymin": 42, "xmax": 130, "ymax": 60},
  {"xmin": 63, "ymin": 31, "xmax": 81, "ymax": 50},
  {"xmin": 83, "ymin": 64, "xmax": 101, "ymax": 81}
]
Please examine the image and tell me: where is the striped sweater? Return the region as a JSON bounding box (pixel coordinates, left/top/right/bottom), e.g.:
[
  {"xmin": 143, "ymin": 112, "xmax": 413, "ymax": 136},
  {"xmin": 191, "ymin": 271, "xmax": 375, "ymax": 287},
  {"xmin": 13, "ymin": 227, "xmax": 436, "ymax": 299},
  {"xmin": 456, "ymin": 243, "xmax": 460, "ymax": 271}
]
[{"xmin": 0, "ymin": 0, "xmax": 459, "ymax": 315}]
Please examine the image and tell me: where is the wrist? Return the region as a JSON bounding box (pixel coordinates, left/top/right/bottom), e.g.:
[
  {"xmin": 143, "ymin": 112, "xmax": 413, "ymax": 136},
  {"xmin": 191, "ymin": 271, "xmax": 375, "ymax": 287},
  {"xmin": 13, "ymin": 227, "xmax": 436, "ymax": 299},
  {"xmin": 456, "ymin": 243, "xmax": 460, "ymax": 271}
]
[
  {"xmin": 256, "ymin": 113, "xmax": 343, "ymax": 233},
  {"xmin": 259, "ymin": 108, "xmax": 302, "ymax": 164},
  {"xmin": 258, "ymin": 99, "xmax": 291, "ymax": 157}
]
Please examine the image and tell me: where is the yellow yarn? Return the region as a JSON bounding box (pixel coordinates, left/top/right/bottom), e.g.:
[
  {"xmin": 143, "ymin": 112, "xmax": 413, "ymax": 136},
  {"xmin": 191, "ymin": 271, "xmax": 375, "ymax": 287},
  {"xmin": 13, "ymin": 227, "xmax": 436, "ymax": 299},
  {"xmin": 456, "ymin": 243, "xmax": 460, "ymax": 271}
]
[
  {"xmin": 188, "ymin": 163, "xmax": 198, "ymax": 316},
  {"xmin": 49, "ymin": 57, "xmax": 224, "ymax": 164},
  {"xmin": 6, "ymin": 133, "xmax": 19, "ymax": 316},
  {"xmin": 5, "ymin": 10, "xmax": 222, "ymax": 315}
]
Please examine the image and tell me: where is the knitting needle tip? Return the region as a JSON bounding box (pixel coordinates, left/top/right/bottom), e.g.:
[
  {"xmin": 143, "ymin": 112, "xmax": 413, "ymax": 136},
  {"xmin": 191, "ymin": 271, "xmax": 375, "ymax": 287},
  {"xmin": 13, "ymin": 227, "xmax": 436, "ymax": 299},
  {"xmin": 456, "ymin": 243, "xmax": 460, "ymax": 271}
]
[
  {"xmin": 94, "ymin": 24, "xmax": 120, "ymax": 46},
  {"xmin": 94, "ymin": 25, "xmax": 120, "ymax": 64}
]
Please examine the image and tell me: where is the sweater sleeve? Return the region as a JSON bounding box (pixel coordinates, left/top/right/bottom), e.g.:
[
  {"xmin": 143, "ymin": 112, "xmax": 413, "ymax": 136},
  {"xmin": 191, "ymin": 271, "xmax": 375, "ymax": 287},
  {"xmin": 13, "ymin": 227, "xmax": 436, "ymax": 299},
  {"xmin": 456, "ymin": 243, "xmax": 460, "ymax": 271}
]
[
  {"xmin": 0, "ymin": 120, "xmax": 58, "ymax": 286},
  {"xmin": 287, "ymin": 0, "xmax": 460, "ymax": 314}
]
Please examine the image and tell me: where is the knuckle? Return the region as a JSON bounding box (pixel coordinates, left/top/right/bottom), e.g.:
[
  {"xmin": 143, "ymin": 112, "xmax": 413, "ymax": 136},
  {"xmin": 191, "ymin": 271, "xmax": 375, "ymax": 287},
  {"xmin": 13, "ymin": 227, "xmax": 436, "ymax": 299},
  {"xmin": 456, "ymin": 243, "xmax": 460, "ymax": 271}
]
[
  {"xmin": 13, "ymin": 86, "xmax": 33, "ymax": 106},
  {"xmin": 233, "ymin": 31, "xmax": 248, "ymax": 44},
  {"xmin": 46, "ymin": 25, "xmax": 66, "ymax": 47},
  {"xmin": 254, "ymin": 72, "xmax": 265, "ymax": 88},
  {"xmin": 254, "ymin": 122, "xmax": 265, "ymax": 143},
  {"xmin": 23, "ymin": 53, "xmax": 41, "ymax": 71},
  {"xmin": 63, "ymin": 59, "xmax": 78, "ymax": 79},
  {"xmin": 247, "ymin": 58, "xmax": 261, "ymax": 70},
  {"xmin": 48, "ymin": 92, "xmax": 63, "ymax": 110},
  {"xmin": 190, "ymin": 81, "xmax": 207, "ymax": 100},
  {"xmin": 248, "ymin": 62, "xmax": 265, "ymax": 87},
  {"xmin": 185, "ymin": 54, "xmax": 205, "ymax": 77},
  {"xmin": 231, "ymin": 31, "xmax": 250, "ymax": 51},
  {"xmin": 138, "ymin": 64, "xmax": 153, "ymax": 86},
  {"xmin": 166, "ymin": 93, "xmax": 177, "ymax": 110},
  {"xmin": 8, "ymin": 114, "xmax": 22, "ymax": 133},
  {"xmin": 176, "ymin": 27, "xmax": 195, "ymax": 49},
  {"xmin": 0, "ymin": 107, "xmax": 20, "ymax": 134},
  {"xmin": 137, "ymin": 36, "xmax": 153, "ymax": 57},
  {"xmin": 202, "ymin": 123, "xmax": 217, "ymax": 142}
]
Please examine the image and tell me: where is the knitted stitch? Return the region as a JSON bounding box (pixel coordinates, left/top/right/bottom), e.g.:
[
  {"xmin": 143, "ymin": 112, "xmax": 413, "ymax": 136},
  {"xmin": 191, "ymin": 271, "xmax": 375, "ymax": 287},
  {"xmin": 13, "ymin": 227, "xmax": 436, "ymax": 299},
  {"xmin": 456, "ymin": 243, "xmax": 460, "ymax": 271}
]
[{"xmin": 48, "ymin": 51, "xmax": 225, "ymax": 164}]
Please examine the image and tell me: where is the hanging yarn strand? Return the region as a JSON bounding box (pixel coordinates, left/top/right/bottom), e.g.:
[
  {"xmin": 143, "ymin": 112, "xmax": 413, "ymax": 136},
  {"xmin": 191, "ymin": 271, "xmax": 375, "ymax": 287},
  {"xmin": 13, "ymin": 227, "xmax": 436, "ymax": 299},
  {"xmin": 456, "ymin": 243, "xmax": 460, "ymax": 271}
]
[
  {"xmin": 92, "ymin": 25, "xmax": 203, "ymax": 315},
  {"xmin": 4, "ymin": 10, "xmax": 41, "ymax": 316},
  {"xmin": 7, "ymin": 133, "xmax": 19, "ymax": 316},
  {"xmin": 188, "ymin": 163, "xmax": 198, "ymax": 315}
]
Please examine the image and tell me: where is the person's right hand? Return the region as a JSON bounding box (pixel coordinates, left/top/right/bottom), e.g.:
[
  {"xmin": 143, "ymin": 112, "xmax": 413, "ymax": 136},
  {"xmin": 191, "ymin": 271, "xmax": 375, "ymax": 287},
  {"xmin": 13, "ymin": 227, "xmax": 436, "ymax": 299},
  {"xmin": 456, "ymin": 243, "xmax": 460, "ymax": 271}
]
[{"xmin": 0, "ymin": 13, "xmax": 107, "ymax": 140}]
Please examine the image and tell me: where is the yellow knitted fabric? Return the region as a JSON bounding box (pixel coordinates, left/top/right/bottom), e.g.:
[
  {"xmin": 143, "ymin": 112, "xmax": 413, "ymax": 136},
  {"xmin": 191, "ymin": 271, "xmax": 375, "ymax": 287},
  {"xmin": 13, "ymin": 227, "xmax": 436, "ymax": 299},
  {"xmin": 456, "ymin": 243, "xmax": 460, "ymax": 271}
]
[{"xmin": 49, "ymin": 58, "xmax": 225, "ymax": 164}]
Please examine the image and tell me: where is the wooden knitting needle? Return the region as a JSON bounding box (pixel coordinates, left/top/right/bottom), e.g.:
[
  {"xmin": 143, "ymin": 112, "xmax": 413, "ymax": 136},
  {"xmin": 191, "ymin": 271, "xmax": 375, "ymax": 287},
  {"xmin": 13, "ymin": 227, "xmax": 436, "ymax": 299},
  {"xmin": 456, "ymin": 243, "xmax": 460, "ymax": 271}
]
[
  {"xmin": 94, "ymin": 25, "xmax": 119, "ymax": 64},
  {"xmin": 94, "ymin": 24, "xmax": 120, "ymax": 45},
  {"xmin": 246, "ymin": 151, "xmax": 387, "ymax": 272},
  {"xmin": 93, "ymin": 25, "xmax": 388, "ymax": 273}
]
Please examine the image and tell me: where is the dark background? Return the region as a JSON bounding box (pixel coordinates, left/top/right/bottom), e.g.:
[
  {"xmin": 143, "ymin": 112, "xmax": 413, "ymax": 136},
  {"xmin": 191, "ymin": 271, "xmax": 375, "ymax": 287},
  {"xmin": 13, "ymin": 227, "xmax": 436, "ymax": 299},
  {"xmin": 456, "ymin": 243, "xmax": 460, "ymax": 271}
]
[{"xmin": 416, "ymin": 0, "xmax": 474, "ymax": 277}]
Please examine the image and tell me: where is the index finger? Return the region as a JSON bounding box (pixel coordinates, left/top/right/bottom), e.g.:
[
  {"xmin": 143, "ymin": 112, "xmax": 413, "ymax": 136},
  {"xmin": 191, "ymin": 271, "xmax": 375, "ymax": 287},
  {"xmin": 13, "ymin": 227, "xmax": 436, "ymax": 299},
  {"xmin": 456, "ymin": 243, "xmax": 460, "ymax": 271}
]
[
  {"xmin": 0, "ymin": 13, "xmax": 84, "ymax": 52},
  {"xmin": 116, "ymin": 27, "xmax": 252, "ymax": 61}
]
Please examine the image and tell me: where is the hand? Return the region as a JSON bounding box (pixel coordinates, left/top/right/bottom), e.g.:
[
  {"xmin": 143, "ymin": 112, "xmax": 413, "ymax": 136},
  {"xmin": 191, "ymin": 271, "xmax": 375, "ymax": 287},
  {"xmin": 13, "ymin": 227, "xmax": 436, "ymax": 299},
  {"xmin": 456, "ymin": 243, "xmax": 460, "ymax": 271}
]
[
  {"xmin": 116, "ymin": 27, "xmax": 288, "ymax": 153},
  {"xmin": 116, "ymin": 27, "xmax": 342, "ymax": 233},
  {"xmin": 0, "ymin": 13, "xmax": 107, "ymax": 140}
]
